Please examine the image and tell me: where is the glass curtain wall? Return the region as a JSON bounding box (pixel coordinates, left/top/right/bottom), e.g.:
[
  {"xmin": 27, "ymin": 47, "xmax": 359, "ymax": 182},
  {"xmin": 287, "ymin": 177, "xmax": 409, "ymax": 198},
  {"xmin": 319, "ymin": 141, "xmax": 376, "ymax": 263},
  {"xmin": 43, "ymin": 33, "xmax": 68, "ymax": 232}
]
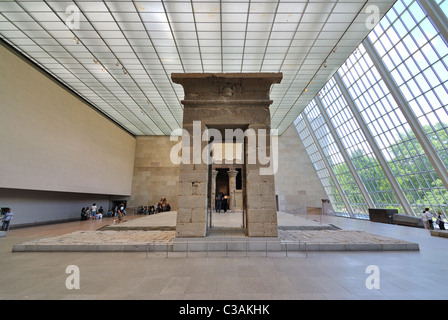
[
  {"xmin": 305, "ymin": 100, "xmax": 369, "ymax": 217},
  {"xmin": 368, "ymin": 0, "xmax": 448, "ymax": 214},
  {"xmin": 294, "ymin": 115, "xmax": 350, "ymax": 215},
  {"xmin": 319, "ymin": 78, "xmax": 403, "ymax": 213},
  {"xmin": 435, "ymin": 0, "xmax": 448, "ymax": 20},
  {"xmin": 295, "ymin": 0, "xmax": 448, "ymax": 219}
]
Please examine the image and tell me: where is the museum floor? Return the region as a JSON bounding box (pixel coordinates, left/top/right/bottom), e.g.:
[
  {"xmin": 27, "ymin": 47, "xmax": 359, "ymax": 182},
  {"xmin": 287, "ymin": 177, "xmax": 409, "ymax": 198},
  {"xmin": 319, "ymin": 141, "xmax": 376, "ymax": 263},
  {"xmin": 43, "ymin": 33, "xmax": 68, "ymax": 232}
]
[{"xmin": 1, "ymin": 211, "xmax": 447, "ymax": 300}]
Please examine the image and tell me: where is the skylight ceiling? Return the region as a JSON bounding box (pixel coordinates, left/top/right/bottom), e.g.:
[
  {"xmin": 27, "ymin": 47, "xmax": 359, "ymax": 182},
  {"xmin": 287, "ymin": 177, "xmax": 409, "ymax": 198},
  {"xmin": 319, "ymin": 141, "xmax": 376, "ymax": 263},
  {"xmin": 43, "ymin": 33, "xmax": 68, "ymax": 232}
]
[{"xmin": 0, "ymin": 0, "xmax": 395, "ymax": 136}]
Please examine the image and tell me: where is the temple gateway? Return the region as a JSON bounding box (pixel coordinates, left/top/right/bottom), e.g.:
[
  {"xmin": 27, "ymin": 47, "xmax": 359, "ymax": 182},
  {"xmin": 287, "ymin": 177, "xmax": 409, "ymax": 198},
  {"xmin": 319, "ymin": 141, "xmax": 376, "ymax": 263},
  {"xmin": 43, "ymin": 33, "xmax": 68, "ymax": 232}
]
[{"xmin": 172, "ymin": 73, "xmax": 282, "ymax": 238}]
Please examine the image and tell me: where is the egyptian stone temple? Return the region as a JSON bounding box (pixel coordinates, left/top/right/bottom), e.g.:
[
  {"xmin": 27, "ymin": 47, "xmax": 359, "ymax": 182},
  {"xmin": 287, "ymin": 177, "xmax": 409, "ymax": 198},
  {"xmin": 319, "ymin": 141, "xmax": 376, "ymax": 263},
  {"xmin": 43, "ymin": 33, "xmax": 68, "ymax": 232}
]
[{"xmin": 172, "ymin": 73, "xmax": 282, "ymax": 238}]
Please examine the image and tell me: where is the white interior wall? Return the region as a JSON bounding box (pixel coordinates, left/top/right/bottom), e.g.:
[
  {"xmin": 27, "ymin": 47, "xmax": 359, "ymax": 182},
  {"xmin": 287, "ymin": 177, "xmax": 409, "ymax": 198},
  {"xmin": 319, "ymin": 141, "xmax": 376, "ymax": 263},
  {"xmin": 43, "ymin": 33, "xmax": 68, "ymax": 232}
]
[
  {"xmin": 0, "ymin": 43, "xmax": 136, "ymax": 196},
  {"xmin": 0, "ymin": 43, "xmax": 136, "ymax": 226}
]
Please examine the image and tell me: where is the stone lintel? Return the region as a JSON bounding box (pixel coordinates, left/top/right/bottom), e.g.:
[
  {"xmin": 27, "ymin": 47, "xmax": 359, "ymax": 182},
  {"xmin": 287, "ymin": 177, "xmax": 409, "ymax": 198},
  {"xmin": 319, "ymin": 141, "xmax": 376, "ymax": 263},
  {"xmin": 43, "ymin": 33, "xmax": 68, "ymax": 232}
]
[
  {"xmin": 172, "ymin": 73, "xmax": 283, "ymax": 81},
  {"xmin": 181, "ymin": 100, "xmax": 274, "ymax": 106},
  {"xmin": 172, "ymin": 73, "xmax": 283, "ymax": 105}
]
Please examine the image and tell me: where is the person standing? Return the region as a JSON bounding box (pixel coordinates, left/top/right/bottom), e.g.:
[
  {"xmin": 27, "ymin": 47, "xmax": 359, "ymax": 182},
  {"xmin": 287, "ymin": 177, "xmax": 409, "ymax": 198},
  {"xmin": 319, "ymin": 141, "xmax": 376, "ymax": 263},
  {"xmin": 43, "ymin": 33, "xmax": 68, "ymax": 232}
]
[
  {"xmin": 436, "ymin": 211, "xmax": 445, "ymax": 230},
  {"xmin": 422, "ymin": 208, "xmax": 434, "ymax": 230},
  {"xmin": 91, "ymin": 203, "xmax": 97, "ymax": 219},
  {"xmin": 223, "ymin": 194, "xmax": 228, "ymax": 213},
  {"xmin": 1, "ymin": 208, "xmax": 14, "ymax": 231},
  {"xmin": 216, "ymin": 192, "xmax": 223, "ymax": 213},
  {"xmin": 117, "ymin": 203, "xmax": 126, "ymax": 224}
]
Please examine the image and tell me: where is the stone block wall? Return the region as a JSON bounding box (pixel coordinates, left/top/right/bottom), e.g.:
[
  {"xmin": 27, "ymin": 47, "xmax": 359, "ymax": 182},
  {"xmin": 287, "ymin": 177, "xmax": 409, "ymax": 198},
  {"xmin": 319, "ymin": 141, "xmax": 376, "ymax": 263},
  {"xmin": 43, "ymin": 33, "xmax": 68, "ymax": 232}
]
[
  {"xmin": 129, "ymin": 136, "xmax": 180, "ymax": 210},
  {"xmin": 129, "ymin": 123, "xmax": 329, "ymax": 229}
]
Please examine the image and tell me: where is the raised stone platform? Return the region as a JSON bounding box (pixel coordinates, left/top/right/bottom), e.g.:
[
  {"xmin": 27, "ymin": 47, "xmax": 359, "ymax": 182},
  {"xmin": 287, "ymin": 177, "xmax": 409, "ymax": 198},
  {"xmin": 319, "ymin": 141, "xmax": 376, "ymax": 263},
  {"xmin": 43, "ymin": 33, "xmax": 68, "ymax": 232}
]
[
  {"xmin": 100, "ymin": 211, "xmax": 177, "ymax": 231},
  {"xmin": 12, "ymin": 230, "xmax": 175, "ymax": 252},
  {"xmin": 12, "ymin": 211, "xmax": 419, "ymax": 252},
  {"xmin": 279, "ymin": 229, "xmax": 419, "ymax": 251},
  {"xmin": 0, "ymin": 231, "xmax": 6, "ymax": 238},
  {"xmin": 173, "ymin": 237, "xmax": 282, "ymax": 252},
  {"xmin": 430, "ymin": 229, "xmax": 448, "ymax": 238}
]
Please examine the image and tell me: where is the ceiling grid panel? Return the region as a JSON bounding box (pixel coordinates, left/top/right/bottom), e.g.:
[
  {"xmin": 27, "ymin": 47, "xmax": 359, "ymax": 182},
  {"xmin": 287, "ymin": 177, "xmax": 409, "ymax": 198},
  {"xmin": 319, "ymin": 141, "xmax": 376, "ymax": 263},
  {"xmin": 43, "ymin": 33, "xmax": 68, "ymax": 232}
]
[{"xmin": 0, "ymin": 0, "xmax": 396, "ymax": 136}]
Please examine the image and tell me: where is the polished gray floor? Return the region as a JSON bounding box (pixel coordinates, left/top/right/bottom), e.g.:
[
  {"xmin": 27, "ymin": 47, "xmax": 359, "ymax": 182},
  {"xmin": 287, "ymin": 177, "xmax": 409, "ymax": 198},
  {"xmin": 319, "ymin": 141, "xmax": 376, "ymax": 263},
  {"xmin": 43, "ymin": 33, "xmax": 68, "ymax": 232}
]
[{"xmin": 0, "ymin": 212, "xmax": 447, "ymax": 300}]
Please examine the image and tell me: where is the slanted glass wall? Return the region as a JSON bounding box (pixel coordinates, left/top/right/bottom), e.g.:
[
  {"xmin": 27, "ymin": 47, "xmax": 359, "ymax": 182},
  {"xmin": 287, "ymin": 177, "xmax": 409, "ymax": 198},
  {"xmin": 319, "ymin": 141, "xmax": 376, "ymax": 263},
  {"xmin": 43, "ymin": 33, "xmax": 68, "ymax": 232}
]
[
  {"xmin": 306, "ymin": 100, "xmax": 370, "ymax": 217},
  {"xmin": 295, "ymin": 0, "xmax": 448, "ymax": 219},
  {"xmin": 294, "ymin": 115, "xmax": 349, "ymax": 215},
  {"xmin": 319, "ymin": 78, "xmax": 403, "ymax": 213}
]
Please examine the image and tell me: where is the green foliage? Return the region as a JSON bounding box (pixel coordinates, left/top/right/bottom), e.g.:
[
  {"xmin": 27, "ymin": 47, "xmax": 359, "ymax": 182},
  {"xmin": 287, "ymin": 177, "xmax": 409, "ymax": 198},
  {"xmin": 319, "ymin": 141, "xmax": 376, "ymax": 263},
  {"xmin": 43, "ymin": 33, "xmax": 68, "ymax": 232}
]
[{"xmin": 329, "ymin": 122, "xmax": 448, "ymax": 217}]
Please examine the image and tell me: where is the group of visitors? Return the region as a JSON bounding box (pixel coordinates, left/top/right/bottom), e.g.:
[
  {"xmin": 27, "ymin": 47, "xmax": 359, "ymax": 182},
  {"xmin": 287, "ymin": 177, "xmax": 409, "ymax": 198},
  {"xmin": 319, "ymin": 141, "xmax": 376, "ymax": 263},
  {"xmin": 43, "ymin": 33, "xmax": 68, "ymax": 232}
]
[
  {"xmin": 80, "ymin": 203, "xmax": 105, "ymax": 220},
  {"xmin": 215, "ymin": 192, "xmax": 229, "ymax": 213},
  {"xmin": 421, "ymin": 208, "xmax": 445, "ymax": 230},
  {"xmin": 81, "ymin": 203, "xmax": 126, "ymax": 221},
  {"xmin": 137, "ymin": 206, "xmax": 155, "ymax": 215},
  {"xmin": 157, "ymin": 197, "xmax": 171, "ymax": 213},
  {"xmin": 138, "ymin": 198, "xmax": 171, "ymax": 215},
  {"xmin": 4, "ymin": 202, "xmax": 447, "ymax": 235}
]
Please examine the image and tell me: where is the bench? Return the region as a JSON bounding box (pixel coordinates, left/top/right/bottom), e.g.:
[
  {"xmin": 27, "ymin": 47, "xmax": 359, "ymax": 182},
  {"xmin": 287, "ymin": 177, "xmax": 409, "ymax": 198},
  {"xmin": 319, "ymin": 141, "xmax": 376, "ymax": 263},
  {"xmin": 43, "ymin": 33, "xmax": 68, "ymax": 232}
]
[{"xmin": 392, "ymin": 214, "xmax": 424, "ymax": 228}]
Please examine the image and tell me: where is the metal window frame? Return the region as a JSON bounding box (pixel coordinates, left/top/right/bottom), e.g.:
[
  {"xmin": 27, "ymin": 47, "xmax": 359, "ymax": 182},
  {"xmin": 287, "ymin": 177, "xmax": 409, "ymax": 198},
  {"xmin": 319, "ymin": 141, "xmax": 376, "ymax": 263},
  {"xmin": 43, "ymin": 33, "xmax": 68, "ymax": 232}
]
[
  {"xmin": 301, "ymin": 108, "xmax": 354, "ymax": 217},
  {"xmin": 334, "ymin": 72, "xmax": 416, "ymax": 216},
  {"xmin": 364, "ymin": 37, "xmax": 448, "ymax": 193},
  {"xmin": 420, "ymin": 0, "xmax": 448, "ymax": 46},
  {"xmin": 321, "ymin": 77, "xmax": 404, "ymax": 211},
  {"xmin": 314, "ymin": 95, "xmax": 375, "ymax": 209}
]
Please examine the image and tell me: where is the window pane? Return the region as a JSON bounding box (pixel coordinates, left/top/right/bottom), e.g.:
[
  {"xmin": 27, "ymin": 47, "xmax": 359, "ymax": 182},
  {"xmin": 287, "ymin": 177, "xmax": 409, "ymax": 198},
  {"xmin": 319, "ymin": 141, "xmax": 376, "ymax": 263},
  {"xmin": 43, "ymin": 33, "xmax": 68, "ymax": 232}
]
[
  {"xmin": 339, "ymin": 40, "xmax": 448, "ymax": 217},
  {"xmin": 319, "ymin": 78, "xmax": 402, "ymax": 213},
  {"xmin": 370, "ymin": 0, "xmax": 448, "ymax": 174},
  {"xmin": 294, "ymin": 115, "xmax": 349, "ymax": 216}
]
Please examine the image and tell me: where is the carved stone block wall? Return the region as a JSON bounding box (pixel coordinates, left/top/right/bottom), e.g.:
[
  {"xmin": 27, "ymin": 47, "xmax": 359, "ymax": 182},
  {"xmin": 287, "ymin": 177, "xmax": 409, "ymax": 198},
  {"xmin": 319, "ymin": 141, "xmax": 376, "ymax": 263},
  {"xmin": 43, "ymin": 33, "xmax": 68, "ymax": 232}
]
[{"xmin": 172, "ymin": 73, "xmax": 282, "ymax": 238}]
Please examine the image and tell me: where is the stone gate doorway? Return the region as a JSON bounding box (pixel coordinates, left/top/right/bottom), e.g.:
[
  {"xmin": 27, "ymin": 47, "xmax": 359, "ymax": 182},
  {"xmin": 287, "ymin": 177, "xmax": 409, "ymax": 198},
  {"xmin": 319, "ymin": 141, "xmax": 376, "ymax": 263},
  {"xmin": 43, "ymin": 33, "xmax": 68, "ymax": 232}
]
[
  {"xmin": 172, "ymin": 73, "xmax": 282, "ymax": 238},
  {"xmin": 208, "ymin": 140, "xmax": 245, "ymax": 236}
]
